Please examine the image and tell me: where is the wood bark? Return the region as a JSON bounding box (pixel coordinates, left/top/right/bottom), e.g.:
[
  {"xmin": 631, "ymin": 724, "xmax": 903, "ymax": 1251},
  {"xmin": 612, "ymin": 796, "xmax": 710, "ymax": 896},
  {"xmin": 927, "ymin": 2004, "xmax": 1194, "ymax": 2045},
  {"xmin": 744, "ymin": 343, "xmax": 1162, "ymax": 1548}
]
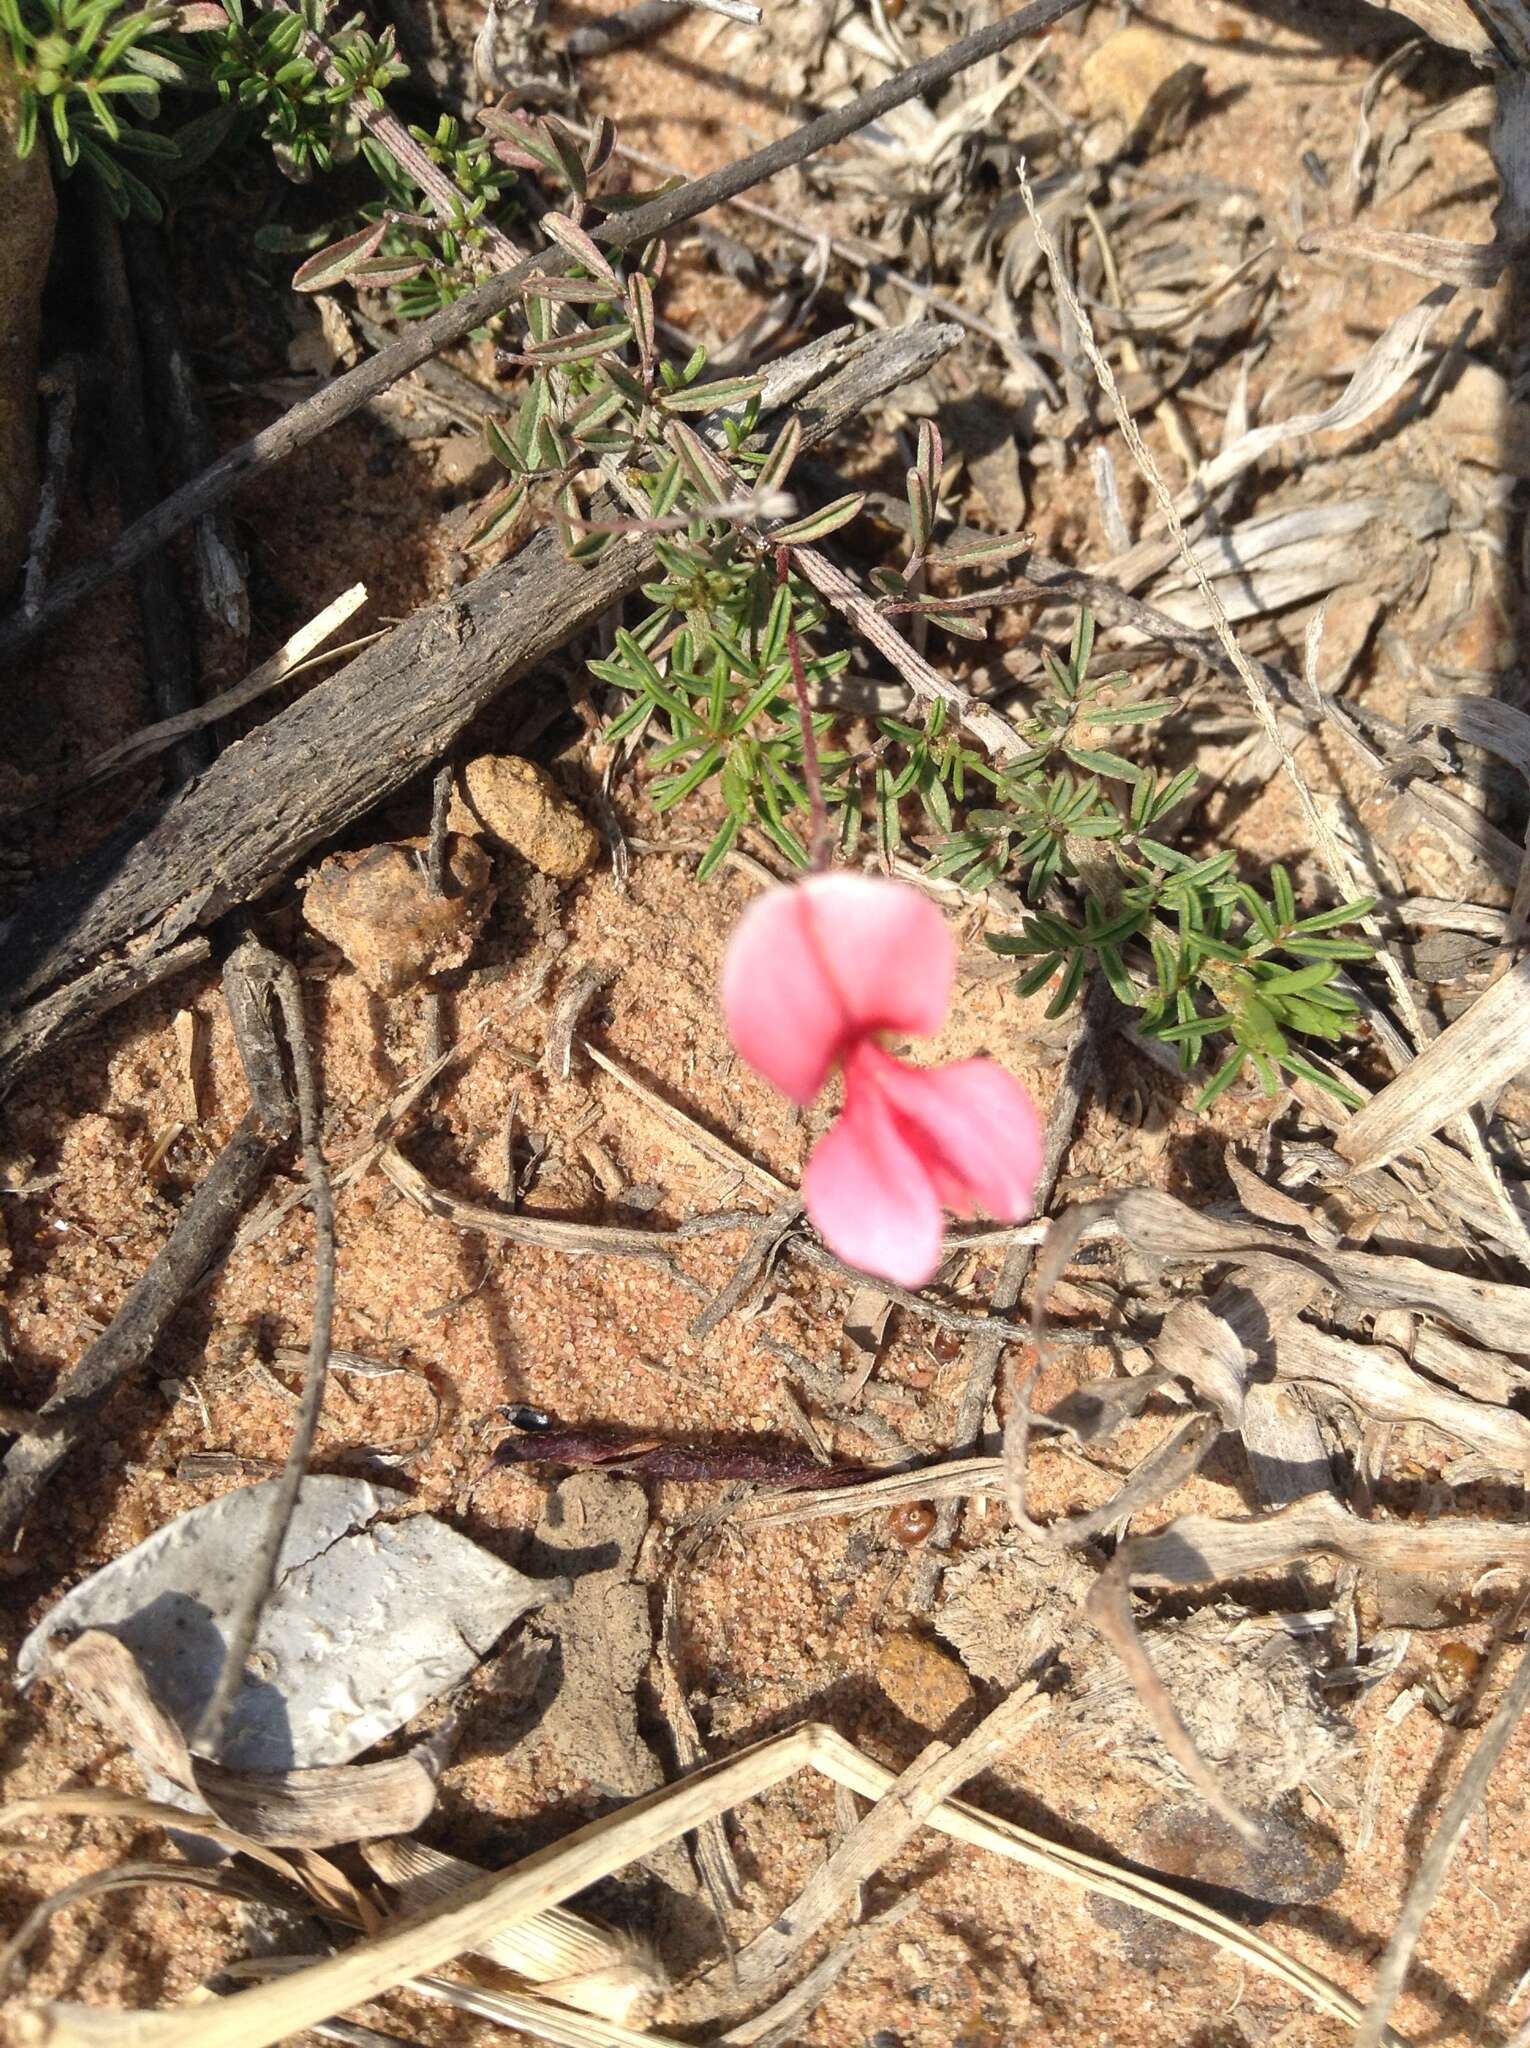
[{"xmin": 0, "ymin": 322, "xmax": 956, "ymax": 1094}]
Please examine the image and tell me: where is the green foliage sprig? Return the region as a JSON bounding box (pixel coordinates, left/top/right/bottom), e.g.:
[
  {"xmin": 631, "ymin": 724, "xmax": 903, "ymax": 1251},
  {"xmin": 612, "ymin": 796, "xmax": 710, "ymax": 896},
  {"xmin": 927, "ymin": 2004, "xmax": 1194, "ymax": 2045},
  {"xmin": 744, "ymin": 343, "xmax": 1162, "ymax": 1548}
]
[
  {"xmin": 356, "ymin": 114, "xmax": 516, "ymax": 318},
  {"xmin": 1, "ymin": 0, "xmax": 526, "ymax": 283},
  {"xmin": 973, "ymin": 619, "xmax": 1374, "ymax": 1108},
  {"xmin": 456, "ymin": 124, "xmax": 1374, "ymax": 1109},
  {"xmin": 211, "ymin": 0, "xmax": 403, "ymax": 183},
  {"xmin": 0, "ymin": 0, "xmax": 202, "ymax": 214}
]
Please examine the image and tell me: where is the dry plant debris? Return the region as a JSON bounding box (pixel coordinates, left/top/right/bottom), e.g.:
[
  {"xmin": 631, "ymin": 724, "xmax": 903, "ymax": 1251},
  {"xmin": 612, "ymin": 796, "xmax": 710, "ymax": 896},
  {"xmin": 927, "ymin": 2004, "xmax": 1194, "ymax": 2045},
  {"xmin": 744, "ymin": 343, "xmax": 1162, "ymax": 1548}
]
[{"xmin": 6, "ymin": 0, "xmax": 1530, "ymax": 2044}]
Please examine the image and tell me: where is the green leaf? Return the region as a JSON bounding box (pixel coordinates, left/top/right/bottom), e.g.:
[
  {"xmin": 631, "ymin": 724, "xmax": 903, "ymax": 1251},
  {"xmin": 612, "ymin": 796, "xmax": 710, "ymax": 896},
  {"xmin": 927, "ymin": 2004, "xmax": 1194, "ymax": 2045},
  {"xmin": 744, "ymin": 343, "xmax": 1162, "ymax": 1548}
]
[
  {"xmin": 1289, "ymin": 895, "xmax": 1376, "ymax": 935},
  {"xmin": 757, "ymin": 416, "xmax": 801, "ymax": 492},
  {"xmin": 522, "ymin": 320, "xmax": 633, "ymax": 366},
  {"xmin": 1083, "ymin": 699, "xmax": 1176, "ymax": 727},
  {"xmin": 1283, "ymin": 936, "xmax": 1374, "ymax": 961},
  {"xmin": 1065, "ymin": 744, "xmax": 1139, "ymax": 780},
  {"xmin": 1013, "ymin": 954, "xmax": 1062, "ymax": 996},
  {"xmin": 1277, "ymin": 1054, "xmax": 1364, "ymax": 1108},
  {"xmin": 770, "ymin": 493, "xmax": 866, "ymax": 546},
  {"xmin": 656, "ymin": 373, "xmax": 765, "ymax": 415},
  {"xmin": 927, "ymin": 529, "xmax": 1032, "ymax": 569},
  {"xmin": 1070, "ymin": 607, "xmax": 1095, "ymax": 678},
  {"xmin": 665, "ymin": 418, "xmax": 731, "ymax": 500},
  {"xmin": 697, "ymin": 812, "xmax": 742, "ymax": 880},
  {"xmin": 1154, "ymin": 1014, "xmax": 1227, "ymax": 1046},
  {"xmin": 921, "ymin": 606, "xmax": 987, "ymax": 642},
  {"xmin": 1257, "ymin": 960, "xmax": 1344, "ymax": 996},
  {"xmin": 1237, "ymin": 886, "xmax": 1280, "ymax": 947},
  {"xmin": 1271, "ymin": 863, "xmax": 1297, "ymax": 926},
  {"xmin": 1194, "ymin": 1053, "xmax": 1246, "ymax": 1111},
  {"xmin": 538, "ymin": 208, "xmax": 620, "ymax": 288},
  {"xmin": 462, "ymin": 481, "xmax": 527, "ymax": 552},
  {"xmin": 653, "ymin": 742, "xmax": 723, "ymax": 810},
  {"xmin": 347, "ymin": 254, "xmax": 429, "ymax": 288},
  {"xmin": 1044, "ymin": 948, "xmax": 1088, "ymax": 1018}
]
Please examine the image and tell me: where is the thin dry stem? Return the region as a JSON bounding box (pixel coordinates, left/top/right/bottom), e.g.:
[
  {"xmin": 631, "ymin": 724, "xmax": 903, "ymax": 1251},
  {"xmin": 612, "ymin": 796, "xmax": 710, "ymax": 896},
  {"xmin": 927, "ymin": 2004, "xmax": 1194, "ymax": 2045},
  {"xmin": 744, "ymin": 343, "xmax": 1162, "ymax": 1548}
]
[
  {"xmin": 11, "ymin": 1720, "xmax": 1400, "ymax": 2047},
  {"xmin": 194, "ymin": 955, "xmax": 335, "ymax": 1756}
]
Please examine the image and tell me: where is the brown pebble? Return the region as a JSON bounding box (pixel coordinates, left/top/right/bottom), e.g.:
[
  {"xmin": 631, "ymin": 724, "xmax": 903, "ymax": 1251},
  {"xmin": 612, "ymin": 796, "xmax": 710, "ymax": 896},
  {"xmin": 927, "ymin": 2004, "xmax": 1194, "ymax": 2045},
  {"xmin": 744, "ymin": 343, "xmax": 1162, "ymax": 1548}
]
[
  {"xmin": 1080, "ymin": 23, "xmax": 1203, "ymax": 135},
  {"xmin": 302, "ymin": 835, "xmax": 493, "ymax": 995},
  {"xmin": 448, "ymin": 754, "xmax": 600, "ymax": 879},
  {"xmin": 888, "ymin": 1501, "xmax": 936, "ymax": 1547},
  {"xmin": 876, "ymin": 1628, "xmax": 975, "ymax": 1730}
]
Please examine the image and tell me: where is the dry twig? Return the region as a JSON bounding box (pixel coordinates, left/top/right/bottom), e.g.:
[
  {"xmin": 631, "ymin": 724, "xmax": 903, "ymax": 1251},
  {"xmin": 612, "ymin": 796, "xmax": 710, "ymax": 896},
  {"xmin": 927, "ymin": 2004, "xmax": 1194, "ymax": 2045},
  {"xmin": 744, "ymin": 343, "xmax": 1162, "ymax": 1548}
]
[
  {"xmin": 194, "ymin": 950, "xmax": 335, "ymax": 1756},
  {"xmin": 9, "ymin": 1718, "xmax": 1399, "ymax": 2046},
  {"xmin": 0, "ymin": 1114, "xmax": 274, "ymax": 1540}
]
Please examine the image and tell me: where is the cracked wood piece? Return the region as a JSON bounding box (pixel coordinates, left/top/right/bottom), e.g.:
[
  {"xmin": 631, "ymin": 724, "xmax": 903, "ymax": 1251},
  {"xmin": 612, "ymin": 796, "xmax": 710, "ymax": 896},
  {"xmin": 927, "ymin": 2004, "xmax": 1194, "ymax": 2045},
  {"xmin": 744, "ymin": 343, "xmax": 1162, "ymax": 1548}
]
[
  {"xmin": 1275, "ymin": 1321, "xmax": 1530, "ymax": 1466},
  {"xmin": 1198, "ymin": 1265, "xmax": 1331, "ymax": 1508},
  {"xmin": 1352, "ymin": 0, "xmax": 1499, "ymax": 56},
  {"xmin": 1335, "ymin": 956, "xmax": 1530, "ymax": 1171},
  {"xmin": 0, "ymin": 323, "xmax": 957, "ymax": 1093},
  {"xmin": 1116, "ymin": 1187, "xmax": 1530, "ymax": 1353}
]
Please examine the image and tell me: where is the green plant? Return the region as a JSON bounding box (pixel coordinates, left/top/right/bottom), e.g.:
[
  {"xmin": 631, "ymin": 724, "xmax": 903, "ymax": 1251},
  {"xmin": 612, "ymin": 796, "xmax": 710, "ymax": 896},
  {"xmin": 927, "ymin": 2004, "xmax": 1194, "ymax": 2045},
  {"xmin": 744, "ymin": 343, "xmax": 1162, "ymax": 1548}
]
[
  {"xmin": 0, "ymin": 0, "xmax": 519, "ymax": 271},
  {"xmin": 211, "ymin": 0, "xmax": 403, "ymax": 182},
  {"xmin": 449, "ymin": 144, "xmax": 1375, "ymax": 1112},
  {"xmin": 0, "ymin": 0, "xmax": 201, "ymax": 214},
  {"xmin": 924, "ymin": 611, "xmax": 1373, "ymax": 1106},
  {"xmin": 355, "ymin": 114, "xmax": 517, "ymax": 318}
]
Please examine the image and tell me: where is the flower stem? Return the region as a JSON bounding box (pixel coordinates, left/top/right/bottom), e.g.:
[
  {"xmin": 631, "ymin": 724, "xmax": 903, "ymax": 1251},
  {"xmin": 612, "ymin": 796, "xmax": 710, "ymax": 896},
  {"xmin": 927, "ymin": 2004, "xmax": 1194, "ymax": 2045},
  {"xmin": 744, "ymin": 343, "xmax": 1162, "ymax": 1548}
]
[{"xmin": 777, "ymin": 544, "xmax": 832, "ymax": 873}]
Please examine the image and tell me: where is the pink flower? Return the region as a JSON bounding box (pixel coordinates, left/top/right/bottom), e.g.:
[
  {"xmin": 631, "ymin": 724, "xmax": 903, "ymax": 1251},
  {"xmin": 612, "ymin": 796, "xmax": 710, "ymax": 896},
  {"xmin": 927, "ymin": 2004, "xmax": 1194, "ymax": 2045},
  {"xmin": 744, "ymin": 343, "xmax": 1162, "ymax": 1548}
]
[{"xmin": 721, "ymin": 874, "xmax": 1043, "ymax": 1288}]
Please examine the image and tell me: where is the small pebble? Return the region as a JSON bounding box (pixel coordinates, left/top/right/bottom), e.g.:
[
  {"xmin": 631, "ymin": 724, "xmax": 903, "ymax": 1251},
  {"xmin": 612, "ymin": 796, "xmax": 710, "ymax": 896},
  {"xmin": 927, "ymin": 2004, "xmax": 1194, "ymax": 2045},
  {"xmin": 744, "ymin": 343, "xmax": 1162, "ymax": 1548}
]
[
  {"xmin": 448, "ymin": 754, "xmax": 600, "ymax": 879},
  {"xmin": 1079, "ymin": 24, "xmax": 1203, "ymax": 150},
  {"xmin": 1434, "ymin": 1639, "xmax": 1483, "ymax": 1703},
  {"xmin": 876, "ymin": 1628, "xmax": 976, "ymax": 1730},
  {"xmin": 302, "ymin": 834, "xmax": 493, "ymax": 995}
]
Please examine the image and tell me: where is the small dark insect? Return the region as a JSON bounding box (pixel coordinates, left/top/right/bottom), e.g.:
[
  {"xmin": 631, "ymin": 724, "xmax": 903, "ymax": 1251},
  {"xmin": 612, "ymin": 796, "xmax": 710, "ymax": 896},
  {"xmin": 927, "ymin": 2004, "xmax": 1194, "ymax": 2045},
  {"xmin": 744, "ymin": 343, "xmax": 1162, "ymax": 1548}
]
[
  {"xmin": 1301, "ymin": 149, "xmax": 1329, "ymax": 189},
  {"xmin": 500, "ymin": 1403, "xmax": 554, "ymax": 1431},
  {"xmin": 492, "ymin": 1424, "xmax": 861, "ymax": 1489},
  {"xmin": 888, "ymin": 1501, "xmax": 937, "ymax": 1547}
]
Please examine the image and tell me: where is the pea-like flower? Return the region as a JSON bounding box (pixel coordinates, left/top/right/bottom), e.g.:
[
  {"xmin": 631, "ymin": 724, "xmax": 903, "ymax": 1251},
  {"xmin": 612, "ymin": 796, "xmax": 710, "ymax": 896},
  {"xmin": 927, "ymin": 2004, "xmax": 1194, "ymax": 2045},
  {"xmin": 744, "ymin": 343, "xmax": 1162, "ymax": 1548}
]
[{"xmin": 721, "ymin": 874, "xmax": 1043, "ymax": 1288}]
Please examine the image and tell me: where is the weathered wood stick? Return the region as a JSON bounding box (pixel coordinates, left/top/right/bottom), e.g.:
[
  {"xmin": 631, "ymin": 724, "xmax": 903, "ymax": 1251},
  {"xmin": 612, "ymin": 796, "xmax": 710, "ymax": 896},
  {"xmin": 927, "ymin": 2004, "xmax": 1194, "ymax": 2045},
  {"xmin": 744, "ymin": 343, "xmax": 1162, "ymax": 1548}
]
[
  {"xmin": 0, "ymin": 324, "xmax": 957, "ymax": 1093},
  {"xmin": 0, "ymin": 936, "xmax": 211, "ymax": 1086}
]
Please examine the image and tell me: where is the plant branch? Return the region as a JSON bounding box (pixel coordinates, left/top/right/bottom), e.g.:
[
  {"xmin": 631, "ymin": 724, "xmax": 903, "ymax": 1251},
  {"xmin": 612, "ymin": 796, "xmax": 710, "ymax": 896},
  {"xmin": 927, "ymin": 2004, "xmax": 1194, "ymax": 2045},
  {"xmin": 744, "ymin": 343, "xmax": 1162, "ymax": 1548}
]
[
  {"xmin": 272, "ymin": 0, "xmax": 522, "ymax": 268},
  {"xmin": 0, "ymin": 1115, "xmax": 275, "ymax": 1542},
  {"xmin": 0, "ymin": 0, "xmax": 1084, "ymax": 664}
]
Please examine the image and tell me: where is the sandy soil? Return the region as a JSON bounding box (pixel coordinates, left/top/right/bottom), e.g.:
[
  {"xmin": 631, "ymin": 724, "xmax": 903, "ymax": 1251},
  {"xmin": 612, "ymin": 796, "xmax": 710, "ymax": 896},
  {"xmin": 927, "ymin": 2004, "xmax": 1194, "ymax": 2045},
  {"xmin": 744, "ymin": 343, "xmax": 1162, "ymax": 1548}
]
[{"xmin": 3, "ymin": 3, "xmax": 1528, "ymax": 2045}]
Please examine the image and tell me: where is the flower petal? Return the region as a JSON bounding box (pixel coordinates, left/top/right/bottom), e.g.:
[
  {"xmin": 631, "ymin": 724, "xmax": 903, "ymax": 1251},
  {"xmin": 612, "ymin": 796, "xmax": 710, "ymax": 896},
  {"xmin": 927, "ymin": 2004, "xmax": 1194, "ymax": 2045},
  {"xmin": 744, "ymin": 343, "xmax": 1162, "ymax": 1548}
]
[
  {"xmin": 720, "ymin": 874, "xmax": 955, "ymax": 1104},
  {"xmin": 720, "ymin": 883, "xmax": 847, "ymax": 1103},
  {"xmin": 858, "ymin": 1046, "xmax": 1044, "ymax": 1222},
  {"xmin": 801, "ymin": 1082, "xmax": 944, "ymax": 1289},
  {"xmin": 800, "ymin": 874, "xmax": 954, "ymax": 1041}
]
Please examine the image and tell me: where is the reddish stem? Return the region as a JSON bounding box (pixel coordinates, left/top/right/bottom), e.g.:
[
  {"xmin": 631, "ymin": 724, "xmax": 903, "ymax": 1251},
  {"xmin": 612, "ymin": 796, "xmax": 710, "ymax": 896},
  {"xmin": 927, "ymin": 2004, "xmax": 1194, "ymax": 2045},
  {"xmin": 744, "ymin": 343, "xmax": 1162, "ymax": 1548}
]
[{"xmin": 777, "ymin": 544, "xmax": 832, "ymax": 873}]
